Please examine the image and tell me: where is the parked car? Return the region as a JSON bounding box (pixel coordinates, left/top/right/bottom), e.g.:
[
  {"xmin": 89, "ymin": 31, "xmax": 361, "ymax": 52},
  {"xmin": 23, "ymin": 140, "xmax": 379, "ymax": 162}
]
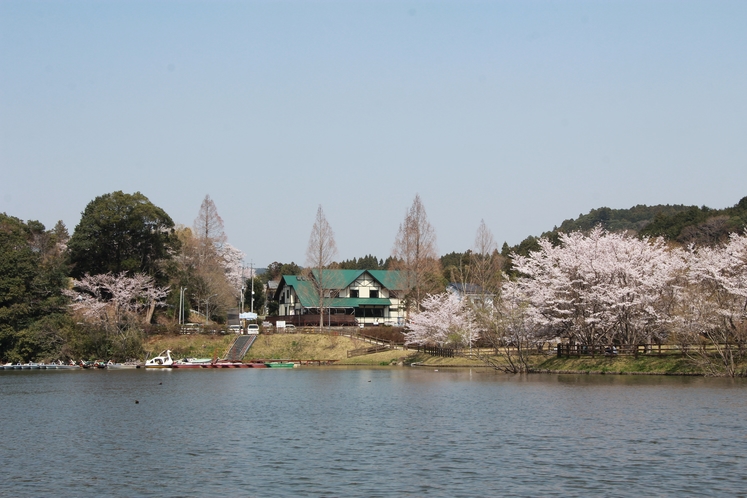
[
  {"xmin": 246, "ymin": 324, "xmax": 260, "ymax": 334},
  {"xmin": 228, "ymin": 324, "xmax": 242, "ymax": 334}
]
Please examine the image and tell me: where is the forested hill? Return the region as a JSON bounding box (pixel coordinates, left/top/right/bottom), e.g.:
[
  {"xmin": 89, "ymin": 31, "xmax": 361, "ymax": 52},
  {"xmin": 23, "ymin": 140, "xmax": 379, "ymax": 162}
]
[
  {"xmin": 555, "ymin": 204, "xmax": 694, "ymax": 234},
  {"xmin": 505, "ymin": 195, "xmax": 747, "ymax": 258}
]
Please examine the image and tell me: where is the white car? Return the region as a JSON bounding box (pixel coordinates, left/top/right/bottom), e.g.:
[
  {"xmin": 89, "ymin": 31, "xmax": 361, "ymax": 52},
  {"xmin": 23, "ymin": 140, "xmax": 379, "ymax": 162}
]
[
  {"xmin": 228, "ymin": 324, "xmax": 242, "ymax": 334},
  {"xmin": 246, "ymin": 324, "xmax": 260, "ymax": 334}
]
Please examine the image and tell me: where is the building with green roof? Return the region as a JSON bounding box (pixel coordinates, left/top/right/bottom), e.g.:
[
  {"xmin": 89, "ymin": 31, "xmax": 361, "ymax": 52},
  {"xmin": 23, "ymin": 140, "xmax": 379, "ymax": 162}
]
[{"xmin": 272, "ymin": 269, "xmax": 407, "ymax": 327}]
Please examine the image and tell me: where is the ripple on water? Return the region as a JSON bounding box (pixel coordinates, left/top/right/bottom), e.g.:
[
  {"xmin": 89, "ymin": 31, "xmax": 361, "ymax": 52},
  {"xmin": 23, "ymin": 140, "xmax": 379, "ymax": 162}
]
[{"xmin": 1, "ymin": 369, "xmax": 746, "ymax": 496}]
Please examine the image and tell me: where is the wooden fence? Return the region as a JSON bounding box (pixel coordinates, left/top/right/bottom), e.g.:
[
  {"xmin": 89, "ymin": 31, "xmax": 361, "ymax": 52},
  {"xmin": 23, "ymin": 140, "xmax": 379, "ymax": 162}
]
[
  {"xmin": 555, "ymin": 343, "xmax": 714, "ymax": 357},
  {"xmin": 417, "ymin": 346, "xmax": 456, "ymax": 358}
]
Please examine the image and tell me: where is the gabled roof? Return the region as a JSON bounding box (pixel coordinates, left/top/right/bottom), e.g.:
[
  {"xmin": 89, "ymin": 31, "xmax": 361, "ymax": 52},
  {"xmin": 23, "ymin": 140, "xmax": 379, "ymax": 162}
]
[
  {"xmin": 310, "ymin": 269, "xmax": 365, "ymax": 290},
  {"xmin": 275, "ymin": 269, "xmax": 407, "ymax": 308},
  {"xmin": 276, "ymin": 275, "xmax": 319, "ymax": 307},
  {"xmin": 368, "ymin": 270, "xmax": 407, "ymax": 291}
]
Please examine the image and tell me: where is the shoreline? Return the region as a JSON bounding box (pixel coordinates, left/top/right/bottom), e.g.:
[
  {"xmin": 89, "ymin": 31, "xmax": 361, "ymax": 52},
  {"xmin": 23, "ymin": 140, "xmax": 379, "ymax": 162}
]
[{"xmin": 143, "ymin": 334, "xmax": 745, "ymax": 377}]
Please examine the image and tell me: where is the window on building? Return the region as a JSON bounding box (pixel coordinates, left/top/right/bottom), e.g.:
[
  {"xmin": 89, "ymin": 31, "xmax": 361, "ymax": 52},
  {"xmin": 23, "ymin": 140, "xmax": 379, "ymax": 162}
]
[
  {"xmin": 369, "ymin": 289, "xmax": 379, "ymax": 299},
  {"xmin": 350, "ymin": 289, "xmax": 359, "ymax": 298}
]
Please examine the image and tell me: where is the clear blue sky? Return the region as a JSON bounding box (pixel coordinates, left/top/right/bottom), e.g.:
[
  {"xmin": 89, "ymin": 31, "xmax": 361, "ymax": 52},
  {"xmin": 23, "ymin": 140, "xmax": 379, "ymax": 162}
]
[{"xmin": 2, "ymin": 1, "xmax": 746, "ymax": 267}]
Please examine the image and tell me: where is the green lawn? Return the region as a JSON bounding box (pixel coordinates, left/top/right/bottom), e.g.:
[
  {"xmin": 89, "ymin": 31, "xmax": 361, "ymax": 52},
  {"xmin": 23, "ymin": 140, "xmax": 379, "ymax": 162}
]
[{"xmin": 144, "ymin": 333, "xmax": 742, "ymax": 375}]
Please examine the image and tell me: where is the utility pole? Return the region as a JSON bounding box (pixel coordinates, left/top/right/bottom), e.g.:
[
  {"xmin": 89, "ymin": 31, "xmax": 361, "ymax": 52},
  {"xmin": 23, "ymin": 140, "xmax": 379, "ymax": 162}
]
[{"xmin": 250, "ymin": 260, "xmax": 255, "ymax": 314}]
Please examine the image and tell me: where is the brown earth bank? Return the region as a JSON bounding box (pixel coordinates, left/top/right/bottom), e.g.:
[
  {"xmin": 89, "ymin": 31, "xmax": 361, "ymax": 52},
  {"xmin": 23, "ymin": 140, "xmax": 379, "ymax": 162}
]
[{"xmin": 144, "ymin": 334, "xmax": 747, "ymax": 375}]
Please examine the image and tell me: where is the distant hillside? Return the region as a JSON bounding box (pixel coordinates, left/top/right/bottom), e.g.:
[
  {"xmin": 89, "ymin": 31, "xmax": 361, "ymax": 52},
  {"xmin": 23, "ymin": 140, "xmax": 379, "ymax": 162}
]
[
  {"xmin": 555, "ymin": 204, "xmax": 694, "ymax": 234},
  {"xmin": 639, "ymin": 196, "xmax": 747, "ymax": 245},
  {"xmin": 505, "ymin": 196, "xmax": 747, "ymax": 260}
]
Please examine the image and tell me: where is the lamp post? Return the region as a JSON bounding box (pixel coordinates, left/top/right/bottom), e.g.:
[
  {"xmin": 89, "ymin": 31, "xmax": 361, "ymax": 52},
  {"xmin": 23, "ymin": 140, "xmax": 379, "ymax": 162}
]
[
  {"xmin": 179, "ymin": 287, "xmax": 187, "ymax": 325},
  {"xmin": 205, "ymin": 293, "xmax": 217, "ymax": 326}
]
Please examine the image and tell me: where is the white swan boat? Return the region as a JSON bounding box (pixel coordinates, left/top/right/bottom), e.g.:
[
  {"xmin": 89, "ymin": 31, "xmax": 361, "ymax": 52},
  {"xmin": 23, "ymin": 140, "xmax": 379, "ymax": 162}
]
[{"xmin": 144, "ymin": 350, "xmax": 174, "ymax": 368}]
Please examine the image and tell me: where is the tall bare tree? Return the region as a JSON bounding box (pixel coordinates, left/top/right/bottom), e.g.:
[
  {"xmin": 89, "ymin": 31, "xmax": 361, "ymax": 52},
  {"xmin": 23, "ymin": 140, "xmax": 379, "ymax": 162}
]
[
  {"xmin": 471, "ymin": 220, "xmax": 503, "ymax": 303},
  {"xmin": 185, "ymin": 196, "xmax": 238, "ymax": 324},
  {"xmin": 194, "ymin": 194, "xmax": 227, "ymax": 264},
  {"xmin": 305, "ymin": 205, "xmax": 338, "ymax": 329},
  {"xmin": 391, "ymin": 194, "xmax": 441, "ymax": 313}
]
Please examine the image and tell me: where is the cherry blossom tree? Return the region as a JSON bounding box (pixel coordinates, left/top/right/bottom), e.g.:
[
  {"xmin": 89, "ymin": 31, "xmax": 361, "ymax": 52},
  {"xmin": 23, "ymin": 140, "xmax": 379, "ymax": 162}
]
[
  {"xmin": 404, "ymin": 292, "xmax": 478, "ymax": 348},
  {"xmin": 675, "ymin": 232, "xmax": 747, "ymax": 375},
  {"xmin": 65, "ymin": 272, "xmax": 169, "ymax": 359},
  {"xmin": 510, "ymin": 227, "xmax": 684, "ymax": 353},
  {"xmin": 473, "ymin": 278, "xmax": 547, "ymax": 372},
  {"xmin": 219, "ymin": 243, "xmax": 246, "ymax": 297}
]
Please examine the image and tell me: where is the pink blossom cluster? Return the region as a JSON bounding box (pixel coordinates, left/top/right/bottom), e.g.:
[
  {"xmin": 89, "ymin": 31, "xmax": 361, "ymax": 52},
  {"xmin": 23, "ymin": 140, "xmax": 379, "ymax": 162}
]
[
  {"xmin": 65, "ymin": 272, "xmax": 169, "ymax": 331},
  {"xmin": 404, "ymin": 292, "xmax": 479, "ymax": 347},
  {"xmin": 407, "ymin": 227, "xmax": 747, "ymax": 348}
]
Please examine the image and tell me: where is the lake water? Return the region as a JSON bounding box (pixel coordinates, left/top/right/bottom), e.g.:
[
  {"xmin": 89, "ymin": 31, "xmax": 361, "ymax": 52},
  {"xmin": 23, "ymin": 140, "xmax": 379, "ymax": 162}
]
[{"xmin": 1, "ymin": 368, "xmax": 746, "ymax": 497}]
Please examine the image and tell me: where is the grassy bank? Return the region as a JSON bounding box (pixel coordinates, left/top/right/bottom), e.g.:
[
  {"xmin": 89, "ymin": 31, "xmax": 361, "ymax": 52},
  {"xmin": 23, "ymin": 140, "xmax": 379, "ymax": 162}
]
[
  {"xmin": 144, "ymin": 333, "xmax": 414, "ymax": 365},
  {"xmin": 144, "ymin": 333, "xmax": 736, "ymax": 375},
  {"xmin": 531, "ymin": 355, "xmax": 702, "ymax": 375},
  {"xmin": 143, "ymin": 334, "xmax": 235, "ymax": 360}
]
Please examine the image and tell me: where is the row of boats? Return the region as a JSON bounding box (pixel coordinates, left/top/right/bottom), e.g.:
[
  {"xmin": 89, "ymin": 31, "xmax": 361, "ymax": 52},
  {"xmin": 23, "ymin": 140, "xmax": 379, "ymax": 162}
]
[
  {"xmin": 2, "ymin": 351, "xmax": 297, "ymax": 370},
  {"xmin": 2, "ymin": 360, "xmax": 82, "ymax": 370},
  {"xmin": 145, "ymin": 350, "xmax": 296, "ymax": 369}
]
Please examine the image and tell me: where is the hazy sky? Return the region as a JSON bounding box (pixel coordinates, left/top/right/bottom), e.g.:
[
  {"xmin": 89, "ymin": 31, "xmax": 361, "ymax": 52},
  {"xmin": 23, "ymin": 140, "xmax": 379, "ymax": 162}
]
[{"xmin": 2, "ymin": 1, "xmax": 746, "ymax": 267}]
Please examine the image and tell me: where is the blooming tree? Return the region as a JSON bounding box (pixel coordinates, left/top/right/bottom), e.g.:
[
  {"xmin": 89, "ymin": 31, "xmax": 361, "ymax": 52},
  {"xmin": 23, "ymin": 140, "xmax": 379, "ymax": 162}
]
[
  {"xmin": 218, "ymin": 243, "xmax": 246, "ymax": 297},
  {"xmin": 511, "ymin": 227, "xmax": 684, "ymax": 351},
  {"xmin": 675, "ymin": 232, "xmax": 747, "ymax": 375},
  {"xmin": 472, "ymin": 279, "xmax": 548, "ymax": 372},
  {"xmin": 66, "ymin": 272, "xmax": 169, "ymax": 325},
  {"xmin": 65, "ymin": 272, "xmax": 169, "ymax": 358},
  {"xmin": 404, "ymin": 292, "xmax": 478, "ymax": 347}
]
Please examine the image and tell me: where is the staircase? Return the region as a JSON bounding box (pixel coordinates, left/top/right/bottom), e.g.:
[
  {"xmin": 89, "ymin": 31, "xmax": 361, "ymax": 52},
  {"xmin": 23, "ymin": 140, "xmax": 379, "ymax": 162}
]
[{"xmin": 225, "ymin": 335, "xmax": 257, "ymax": 362}]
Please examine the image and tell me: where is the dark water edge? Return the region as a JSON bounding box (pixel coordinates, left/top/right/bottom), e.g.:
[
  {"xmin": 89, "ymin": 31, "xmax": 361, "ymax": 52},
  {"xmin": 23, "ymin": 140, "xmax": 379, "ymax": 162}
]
[{"xmin": 1, "ymin": 368, "xmax": 746, "ymax": 497}]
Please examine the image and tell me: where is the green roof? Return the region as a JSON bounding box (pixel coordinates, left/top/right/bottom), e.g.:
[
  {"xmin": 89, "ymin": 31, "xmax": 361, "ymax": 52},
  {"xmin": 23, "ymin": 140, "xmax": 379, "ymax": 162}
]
[
  {"xmin": 310, "ymin": 269, "xmax": 365, "ymax": 289},
  {"xmin": 278, "ymin": 275, "xmax": 319, "ymax": 307},
  {"xmin": 368, "ymin": 270, "xmax": 407, "ymax": 291},
  {"xmin": 277, "ymin": 270, "xmax": 406, "ymax": 308}
]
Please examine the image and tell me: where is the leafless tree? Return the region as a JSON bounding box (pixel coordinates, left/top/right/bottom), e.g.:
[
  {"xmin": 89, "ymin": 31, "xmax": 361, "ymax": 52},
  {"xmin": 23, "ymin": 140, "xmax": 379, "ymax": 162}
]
[
  {"xmin": 194, "ymin": 194, "xmax": 227, "ymax": 266},
  {"xmin": 391, "ymin": 194, "xmax": 441, "ymax": 313},
  {"xmin": 180, "ymin": 196, "xmax": 242, "ymax": 324},
  {"xmin": 458, "ymin": 220, "xmax": 504, "ymax": 311},
  {"xmin": 305, "ymin": 205, "xmax": 338, "ymax": 329}
]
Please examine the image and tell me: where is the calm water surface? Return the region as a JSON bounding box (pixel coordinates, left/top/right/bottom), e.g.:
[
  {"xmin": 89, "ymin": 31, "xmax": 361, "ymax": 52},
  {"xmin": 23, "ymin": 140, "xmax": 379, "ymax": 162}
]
[{"xmin": 1, "ymin": 368, "xmax": 746, "ymax": 497}]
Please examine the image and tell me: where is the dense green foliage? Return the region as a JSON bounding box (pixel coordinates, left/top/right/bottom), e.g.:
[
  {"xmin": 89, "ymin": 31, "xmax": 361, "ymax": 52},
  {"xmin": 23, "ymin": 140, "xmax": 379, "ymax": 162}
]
[
  {"xmin": 335, "ymin": 254, "xmax": 385, "ymax": 270},
  {"xmin": 262, "ymin": 261, "xmax": 303, "ymax": 282},
  {"xmin": 0, "ymin": 214, "xmax": 71, "ymax": 362},
  {"xmin": 68, "ymin": 191, "xmax": 179, "ymax": 282},
  {"xmin": 556, "ymin": 204, "xmax": 694, "ymax": 234},
  {"xmin": 505, "ymin": 196, "xmax": 747, "ymax": 264},
  {"xmin": 640, "ymin": 196, "xmax": 747, "ymax": 245}
]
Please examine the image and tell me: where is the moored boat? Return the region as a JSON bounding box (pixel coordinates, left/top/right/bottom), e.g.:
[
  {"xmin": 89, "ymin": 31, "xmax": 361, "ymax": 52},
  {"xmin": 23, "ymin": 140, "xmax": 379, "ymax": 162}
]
[
  {"xmin": 144, "ymin": 350, "xmax": 174, "ymax": 368},
  {"xmin": 265, "ymin": 362, "xmax": 297, "ymax": 368},
  {"xmin": 106, "ymin": 360, "xmax": 142, "ymax": 369},
  {"xmin": 170, "ymin": 357, "xmax": 213, "ymax": 368}
]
